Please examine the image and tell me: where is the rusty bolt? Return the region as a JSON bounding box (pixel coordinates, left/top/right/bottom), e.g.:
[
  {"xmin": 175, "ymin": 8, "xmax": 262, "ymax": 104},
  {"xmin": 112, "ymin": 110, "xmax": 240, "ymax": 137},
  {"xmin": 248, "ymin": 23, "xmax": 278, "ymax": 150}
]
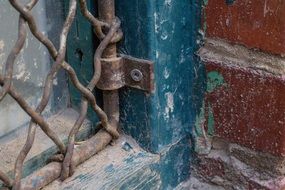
[{"xmin": 130, "ymin": 69, "xmax": 143, "ymax": 82}]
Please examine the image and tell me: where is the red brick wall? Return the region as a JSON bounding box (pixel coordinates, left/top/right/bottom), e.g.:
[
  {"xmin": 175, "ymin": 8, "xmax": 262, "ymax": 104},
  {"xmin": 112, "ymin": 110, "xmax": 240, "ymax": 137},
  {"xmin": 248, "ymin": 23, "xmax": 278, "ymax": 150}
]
[
  {"xmin": 206, "ymin": 62, "xmax": 285, "ymax": 156},
  {"xmin": 192, "ymin": 1, "xmax": 285, "ymax": 189},
  {"xmin": 205, "ymin": 0, "xmax": 285, "ymax": 55}
]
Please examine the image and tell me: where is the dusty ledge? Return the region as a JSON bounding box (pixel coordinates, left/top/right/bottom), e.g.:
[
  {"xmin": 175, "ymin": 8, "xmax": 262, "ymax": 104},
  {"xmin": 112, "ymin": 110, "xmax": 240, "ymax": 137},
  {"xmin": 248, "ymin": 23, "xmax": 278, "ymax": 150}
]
[
  {"xmin": 0, "ymin": 108, "xmax": 92, "ymax": 180},
  {"xmin": 43, "ymin": 135, "xmax": 160, "ymax": 190}
]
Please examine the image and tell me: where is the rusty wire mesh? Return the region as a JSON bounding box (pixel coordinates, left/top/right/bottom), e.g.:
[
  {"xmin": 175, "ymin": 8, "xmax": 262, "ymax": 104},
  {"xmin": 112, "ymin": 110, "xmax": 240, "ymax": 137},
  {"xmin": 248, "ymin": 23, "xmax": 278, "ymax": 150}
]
[{"xmin": 0, "ymin": 0, "xmax": 121, "ymax": 189}]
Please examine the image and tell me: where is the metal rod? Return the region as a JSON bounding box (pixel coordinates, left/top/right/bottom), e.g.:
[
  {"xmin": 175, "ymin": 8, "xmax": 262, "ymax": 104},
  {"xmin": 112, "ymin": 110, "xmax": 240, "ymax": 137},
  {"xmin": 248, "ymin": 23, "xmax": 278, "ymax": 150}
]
[
  {"xmin": 60, "ymin": 14, "xmax": 120, "ymax": 180},
  {"xmin": 20, "ymin": 130, "xmax": 112, "ymax": 190},
  {"xmin": 103, "ymin": 90, "xmax": 120, "ymax": 129},
  {"xmin": 20, "ymin": 1, "xmax": 120, "ymax": 189},
  {"xmin": 98, "ymin": 0, "xmax": 117, "ymax": 58},
  {"xmin": 98, "ymin": 0, "xmax": 120, "ymax": 134}
]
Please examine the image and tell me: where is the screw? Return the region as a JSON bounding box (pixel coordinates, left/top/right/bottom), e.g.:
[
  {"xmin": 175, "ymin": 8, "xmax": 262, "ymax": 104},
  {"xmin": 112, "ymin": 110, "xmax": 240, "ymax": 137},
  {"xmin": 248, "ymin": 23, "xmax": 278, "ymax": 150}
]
[{"xmin": 130, "ymin": 69, "xmax": 143, "ymax": 82}]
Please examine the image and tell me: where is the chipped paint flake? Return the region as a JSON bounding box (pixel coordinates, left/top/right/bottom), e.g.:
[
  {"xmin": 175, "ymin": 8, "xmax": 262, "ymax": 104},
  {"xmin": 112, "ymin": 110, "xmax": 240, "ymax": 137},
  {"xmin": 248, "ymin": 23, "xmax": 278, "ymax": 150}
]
[
  {"xmin": 163, "ymin": 68, "xmax": 170, "ymax": 79},
  {"xmin": 207, "ymin": 71, "xmax": 225, "ymax": 93},
  {"xmin": 165, "ymin": 0, "xmax": 172, "ymax": 6},
  {"xmin": 154, "ymin": 12, "xmax": 159, "ymax": 33},
  {"xmin": 164, "ymin": 92, "xmax": 174, "ymax": 119}
]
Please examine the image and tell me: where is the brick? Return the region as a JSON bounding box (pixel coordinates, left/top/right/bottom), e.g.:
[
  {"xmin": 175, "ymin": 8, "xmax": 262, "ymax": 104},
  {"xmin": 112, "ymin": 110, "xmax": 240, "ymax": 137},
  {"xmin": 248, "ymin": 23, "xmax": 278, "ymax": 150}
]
[
  {"xmin": 195, "ymin": 156, "xmax": 225, "ymax": 179},
  {"xmin": 205, "ymin": 61, "xmax": 285, "ymax": 156},
  {"xmin": 204, "ymin": 0, "xmax": 285, "ymax": 55},
  {"xmin": 248, "ymin": 180, "xmax": 270, "ymax": 190},
  {"xmin": 192, "ymin": 144, "xmax": 285, "ymax": 190}
]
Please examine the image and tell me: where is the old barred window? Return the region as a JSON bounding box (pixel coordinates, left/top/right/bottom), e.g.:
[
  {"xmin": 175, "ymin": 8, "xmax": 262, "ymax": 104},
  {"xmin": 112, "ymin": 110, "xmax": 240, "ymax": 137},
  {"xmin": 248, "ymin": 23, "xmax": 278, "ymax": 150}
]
[
  {"xmin": 0, "ymin": 1, "xmax": 67, "ymax": 137},
  {"xmin": 0, "ymin": 0, "xmax": 122, "ymax": 189}
]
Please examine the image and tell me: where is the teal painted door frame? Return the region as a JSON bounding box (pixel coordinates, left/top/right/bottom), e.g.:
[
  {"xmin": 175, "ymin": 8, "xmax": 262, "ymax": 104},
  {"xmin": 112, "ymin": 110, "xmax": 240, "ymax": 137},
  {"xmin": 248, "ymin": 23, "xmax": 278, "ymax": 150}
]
[
  {"xmin": 65, "ymin": 0, "xmax": 205, "ymax": 189},
  {"xmin": 117, "ymin": 1, "xmax": 205, "ymax": 188}
]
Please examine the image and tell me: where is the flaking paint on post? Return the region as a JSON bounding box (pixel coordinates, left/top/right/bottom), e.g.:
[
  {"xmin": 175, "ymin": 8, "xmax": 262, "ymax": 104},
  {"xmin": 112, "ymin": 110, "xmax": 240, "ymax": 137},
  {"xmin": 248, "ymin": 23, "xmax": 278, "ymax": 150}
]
[{"xmin": 194, "ymin": 71, "xmax": 225, "ymax": 153}]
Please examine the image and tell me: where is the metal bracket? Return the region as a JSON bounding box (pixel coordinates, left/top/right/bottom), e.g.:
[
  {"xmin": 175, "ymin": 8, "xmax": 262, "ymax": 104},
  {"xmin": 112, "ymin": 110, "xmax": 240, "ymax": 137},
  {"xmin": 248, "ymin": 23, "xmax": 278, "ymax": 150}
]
[{"xmin": 97, "ymin": 54, "xmax": 154, "ymax": 93}]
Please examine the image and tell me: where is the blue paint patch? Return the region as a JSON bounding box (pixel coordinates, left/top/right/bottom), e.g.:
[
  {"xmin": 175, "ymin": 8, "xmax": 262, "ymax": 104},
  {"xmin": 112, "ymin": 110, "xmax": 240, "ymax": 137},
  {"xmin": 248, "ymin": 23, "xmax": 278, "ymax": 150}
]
[
  {"xmin": 122, "ymin": 142, "xmax": 133, "ymax": 152},
  {"xmin": 71, "ymin": 174, "xmax": 91, "ymax": 183},
  {"xmin": 104, "ymin": 164, "xmax": 115, "ymax": 173},
  {"xmin": 124, "ymin": 156, "xmax": 134, "ymax": 164},
  {"xmin": 123, "ymin": 152, "xmax": 148, "ymax": 164},
  {"xmin": 136, "ymin": 152, "xmax": 146, "ymax": 158}
]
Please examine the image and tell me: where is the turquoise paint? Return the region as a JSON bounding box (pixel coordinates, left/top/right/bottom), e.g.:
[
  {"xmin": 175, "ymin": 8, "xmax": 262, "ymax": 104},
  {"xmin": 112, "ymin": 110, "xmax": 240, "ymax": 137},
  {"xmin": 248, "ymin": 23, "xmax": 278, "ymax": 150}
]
[
  {"xmin": 203, "ymin": 0, "xmax": 209, "ymax": 6},
  {"xmin": 116, "ymin": 0, "xmax": 205, "ymax": 188},
  {"xmin": 193, "ymin": 71, "xmax": 226, "ymax": 153},
  {"xmin": 195, "ymin": 71, "xmax": 225, "ymax": 137},
  {"xmin": 117, "ymin": 0, "xmax": 204, "ymax": 151},
  {"xmin": 159, "ymin": 137, "xmax": 193, "ymax": 189},
  {"xmin": 206, "ymin": 71, "xmax": 225, "ymax": 93}
]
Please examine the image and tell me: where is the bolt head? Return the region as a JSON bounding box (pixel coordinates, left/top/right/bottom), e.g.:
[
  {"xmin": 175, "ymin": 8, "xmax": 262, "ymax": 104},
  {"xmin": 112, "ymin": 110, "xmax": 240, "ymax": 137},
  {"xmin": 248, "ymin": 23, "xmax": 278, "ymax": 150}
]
[{"xmin": 130, "ymin": 69, "xmax": 143, "ymax": 82}]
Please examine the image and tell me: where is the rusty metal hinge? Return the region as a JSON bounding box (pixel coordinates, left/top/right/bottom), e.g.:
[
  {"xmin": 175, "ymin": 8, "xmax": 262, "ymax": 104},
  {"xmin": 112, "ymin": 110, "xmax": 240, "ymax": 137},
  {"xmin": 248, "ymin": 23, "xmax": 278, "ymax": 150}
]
[{"xmin": 97, "ymin": 54, "xmax": 154, "ymax": 93}]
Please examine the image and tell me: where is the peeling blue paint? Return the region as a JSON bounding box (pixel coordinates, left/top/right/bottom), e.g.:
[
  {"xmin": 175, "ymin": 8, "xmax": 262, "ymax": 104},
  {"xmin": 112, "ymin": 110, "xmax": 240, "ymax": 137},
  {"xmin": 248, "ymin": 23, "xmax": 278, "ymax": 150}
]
[
  {"xmin": 122, "ymin": 142, "xmax": 133, "ymax": 152},
  {"xmin": 117, "ymin": 0, "xmax": 205, "ymax": 188},
  {"xmin": 104, "ymin": 164, "xmax": 115, "ymax": 173}
]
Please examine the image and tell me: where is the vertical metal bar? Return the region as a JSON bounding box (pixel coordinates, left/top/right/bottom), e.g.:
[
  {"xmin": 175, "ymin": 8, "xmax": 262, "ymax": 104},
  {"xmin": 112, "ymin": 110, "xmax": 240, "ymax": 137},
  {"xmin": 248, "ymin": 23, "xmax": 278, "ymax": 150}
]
[
  {"xmin": 103, "ymin": 90, "xmax": 119, "ymax": 130},
  {"xmin": 98, "ymin": 0, "xmax": 116, "ymax": 58},
  {"xmin": 98, "ymin": 0, "xmax": 120, "ymax": 131}
]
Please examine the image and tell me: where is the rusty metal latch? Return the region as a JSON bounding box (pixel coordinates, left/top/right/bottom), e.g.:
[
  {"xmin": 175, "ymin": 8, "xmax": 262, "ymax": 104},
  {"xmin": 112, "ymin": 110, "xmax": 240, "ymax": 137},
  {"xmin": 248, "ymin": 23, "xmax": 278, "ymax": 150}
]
[{"xmin": 97, "ymin": 54, "xmax": 154, "ymax": 93}]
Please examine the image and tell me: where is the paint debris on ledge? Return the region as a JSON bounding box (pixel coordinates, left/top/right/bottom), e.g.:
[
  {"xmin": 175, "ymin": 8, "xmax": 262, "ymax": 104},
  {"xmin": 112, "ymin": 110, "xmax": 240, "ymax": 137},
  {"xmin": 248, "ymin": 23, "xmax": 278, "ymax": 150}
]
[{"xmin": 43, "ymin": 135, "xmax": 161, "ymax": 190}]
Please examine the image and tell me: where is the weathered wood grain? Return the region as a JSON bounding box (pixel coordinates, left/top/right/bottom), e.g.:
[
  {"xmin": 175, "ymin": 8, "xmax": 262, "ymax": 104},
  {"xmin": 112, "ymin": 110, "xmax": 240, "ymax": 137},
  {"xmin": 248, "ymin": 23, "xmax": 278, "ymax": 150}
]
[{"xmin": 44, "ymin": 136, "xmax": 160, "ymax": 190}]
